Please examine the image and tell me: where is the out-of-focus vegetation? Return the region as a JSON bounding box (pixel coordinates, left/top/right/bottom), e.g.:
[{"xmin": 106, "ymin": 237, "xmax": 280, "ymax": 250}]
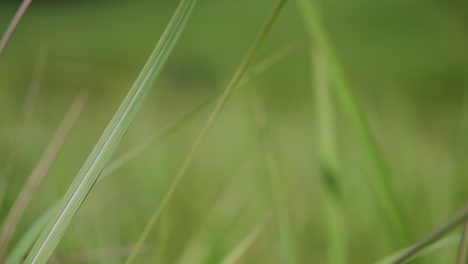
[{"xmin": 1, "ymin": 0, "xmax": 468, "ymax": 263}]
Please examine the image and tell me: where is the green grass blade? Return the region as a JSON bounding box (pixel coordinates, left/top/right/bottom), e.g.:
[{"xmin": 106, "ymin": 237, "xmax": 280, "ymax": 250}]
[
  {"xmin": 47, "ymin": 244, "xmax": 151, "ymax": 263},
  {"xmin": 175, "ymin": 152, "xmax": 257, "ymax": 264},
  {"xmin": 0, "ymin": 51, "xmax": 46, "ymax": 214},
  {"xmin": 124, "ymin": 1, "xmax": 287, "ymax": 263},
  {"xmin": 0, "ymin": 0, "xmax": 32, "ymax": 55},
  {"xmin": 297, "ymin": 0, "xmax": 408, "ymax": 243},
  {"xmin": 99, "ymin": 97, "xmax": 213, "ymax": 179},
  {"xmin": 253, "ymin": 96, "xmax": 297, "ymax": 264},
  {"xmin": 238, "ymin": 41, "xmax": 298, "ymax": 88},
  {"xmin": 0, "ymin": 93, "xmax": 86, "ymax": 261},
  {"xmin": 375, "ymin": 234, "xmax": 460, "ymax": 264},
  {"xmin": 456, "ymin": 221, "xmax": 468, "ymax": 264},
  {"xmin": 220, "ymin": 219, "xmax": 268, "ymax": 264},
  {"xmin": 23, "ymin": 0, "xmax": 197, "ymax": 262},
  {"xmin": 312, "ymin": 51, "xmax": 347, "ymax": 264},
  {"xmin": 376, "ymin": 203, "xmax": 468, "ymax": 264}
]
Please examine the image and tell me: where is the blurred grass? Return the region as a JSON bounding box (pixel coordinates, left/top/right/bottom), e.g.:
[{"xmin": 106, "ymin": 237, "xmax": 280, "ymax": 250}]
[{"xmin": 1, "ymin": 0, "xmax": 468, "ymax": 262}]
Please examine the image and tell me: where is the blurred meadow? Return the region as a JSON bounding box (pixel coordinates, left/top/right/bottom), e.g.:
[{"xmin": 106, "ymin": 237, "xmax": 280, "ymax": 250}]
[{"xmin": 1, "ymin": 0, "xmax": 468, "ymax": 263}]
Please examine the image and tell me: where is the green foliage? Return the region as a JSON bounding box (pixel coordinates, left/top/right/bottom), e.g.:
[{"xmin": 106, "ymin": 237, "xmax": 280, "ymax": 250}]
[{"xmin": 0, "ymin": 0, "xmax": 467, "ymax": 262}]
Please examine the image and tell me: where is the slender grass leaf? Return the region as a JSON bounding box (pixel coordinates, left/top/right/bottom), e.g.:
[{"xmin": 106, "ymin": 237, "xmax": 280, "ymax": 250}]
[
  {"xmin": 312, "ymin": 51, "xmax": 347, "ymax": 264},
  {"xmin": 0, "ymin": 51, "xmax": 46, "ymax": 214},
  {"xmin": 253, "ymin": 96, "xmax": 297, "ymax": 264},
  {"xmin": 375, "ymin": 234, "xmax": 460, "ymax": 264},
  {"xmin": 297, "ymin": 0, "xmax": 408, "ymax": 243},
  {"xmin": 220, "ymin": 219, "xmax": 268, "ymax": 264},
  {"xmin": 0, "ymin": 0, "xmax": 32, "ymax": 55},
  {"xmin": 24, "ymin": 0, "xmax": 197, "ymax": 262},
  {"xmin": 456, "ymin": 221, "xmax": 468, "ymax": 264},
  {"xmin": 124, "ymin": 1, "xmax": 288, "ymax": 262},
  {"xmin": 376, "ymin": 203, "xmax": 468, "ymax": 264},
  {"xmin": 47, "ymin": 244, "xmax": 151, "ymax": 263}
]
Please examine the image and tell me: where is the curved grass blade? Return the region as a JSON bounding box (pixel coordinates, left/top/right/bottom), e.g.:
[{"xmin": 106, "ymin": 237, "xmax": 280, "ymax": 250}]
[
  {"xmin": 24, "ymin": 0, "xmax": 197, "ymax": 262},
  {"xmin": 0, "ymin": 93, "xmax": 86, "ymax": 261},
  {"xmin": 124, "ymin": 1, "xmax": 288, "ymax": 263},
  {"xmin": 376, "ymin": 203, "xmax": 468, "ymax": 264},
  {"xmin": 297, "ymin": 0, "xmax": 408, "ymax": 243},
  {"xmin": 0, "ymin": 0, "xmax": 32, "ymax": 55}
]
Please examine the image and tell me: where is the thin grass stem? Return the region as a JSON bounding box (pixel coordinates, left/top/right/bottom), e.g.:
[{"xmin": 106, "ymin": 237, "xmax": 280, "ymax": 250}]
[
  {"xmin": 220, "ymin": 219, "xmax": 269, "ymax": 264},
  {"xmin": 0, "ymin": 0, "xmax": 32, "ymax": 55},
  {"xmin": 0, "ymin": 51, "xmax": 46, "ymax": 214},
  {"xmin": 123, "ymin": 1, "xmax": 287, "ymax": 263},
  {"xmin": 456, "ymin": 220, "xmax": 468, "ymax": 264},
  {"xmin": 378, "ymin": 203, "xmax": 468, "ymax": 264},
  {"xmin": 253, "ymin": 95, "xmax": 297, "ymax": 264},
  {"xmin": 0, "ymin": 93, "xmax": 86, "ymax": 261},
  {"xmin": 375, "ymin": 234, "xmax": 460, "ymax": 264},
  {"xmin": 48, "ymin": 244, "xmax": 152, "ymax": 264}
]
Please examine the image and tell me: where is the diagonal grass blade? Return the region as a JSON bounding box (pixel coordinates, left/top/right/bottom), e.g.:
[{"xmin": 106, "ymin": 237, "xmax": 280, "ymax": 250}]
[
  {"xmin": 124, "ymin": 1, "xmax": 288, "ymax": 263},
  {"xmin": 24, "ymin": 0, "xmax": 197, "ymax": 263}
]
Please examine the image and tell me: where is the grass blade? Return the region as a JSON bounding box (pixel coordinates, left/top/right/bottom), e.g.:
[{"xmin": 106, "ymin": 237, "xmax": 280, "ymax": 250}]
[
  {"xmin": 0, "ymin": 51, "xmax": 46, "ymax": 214},
  {"xmin": 174, "ymin": 151, "xmax": 258, "ymax": 264},
  {"xmin": 0, "ymin": 0, "xmax": 32, "ymax": 55},
  {"xmin": 455, "ymin": 89, "xmax": 468, "ymax": 264},
  {"xmin": 220, "ymin": 219, "xmax": 268, "ymax": 264},
  {"xmin": 0, "ymin": 93, "xmax": 86, "ymax": 261},
  {"xmin": 456, "ymin": 220, "xmax": 468, "ymax": 264},
  {"xmin": 47, "ymin": 244, "xmax": 151, "ymax": 263},
  {"xmin": 124, "ymin": 1, "xmax": 288, "ymax": 263},
  {"xmin": 376, "ymin": 203, "xmax": 468, "ymax": 264},
  {"xmin": 375, "ymin": 234, "xmax": 460, "ymax": 264},
  {"xmin": 297, "ymin": 0, "xmax": 408, "ymax": 243},
  {"xmin": 99, "ymin": 97, "xmax": 213, "ymax": 179},
  {"xmin": 312, "ymin": 51, "xmax": 347, "ymax": 264},
  {"xmin": 23, "ymin": 0, "xmax": 197, "ymax": 262},
  {"xmin": 253, "ymin": 96, "xmax": 297, "ymax": 264}
]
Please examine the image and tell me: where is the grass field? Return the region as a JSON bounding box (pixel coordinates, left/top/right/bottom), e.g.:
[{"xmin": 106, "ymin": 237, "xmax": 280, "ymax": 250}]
[{"xmin": 1, "ymin": 0, "xmax": 468, "ymax": 263}]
